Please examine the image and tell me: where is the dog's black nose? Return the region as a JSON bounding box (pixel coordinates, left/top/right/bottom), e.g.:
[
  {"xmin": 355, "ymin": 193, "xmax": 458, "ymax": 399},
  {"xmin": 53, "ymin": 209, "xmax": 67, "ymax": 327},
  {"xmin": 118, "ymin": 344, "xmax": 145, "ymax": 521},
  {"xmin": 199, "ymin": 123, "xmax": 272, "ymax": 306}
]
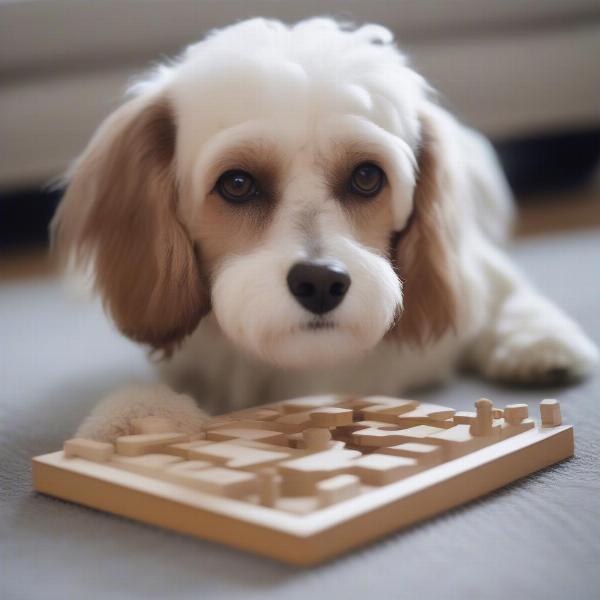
[{"xmin": 287, "ymin": 260, "xmax": 351, "ymax": 315}]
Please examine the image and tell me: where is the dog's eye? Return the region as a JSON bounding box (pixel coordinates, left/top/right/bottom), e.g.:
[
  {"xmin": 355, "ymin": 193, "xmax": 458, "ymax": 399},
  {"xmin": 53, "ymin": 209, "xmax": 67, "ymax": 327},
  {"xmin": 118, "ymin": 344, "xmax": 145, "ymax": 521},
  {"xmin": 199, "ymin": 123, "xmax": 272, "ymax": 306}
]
[
  {"xmin": 216, "ymin": 170, "xmax": 258, "ymax": 203},
  {"xmin": 349, "ymin": 163, "xmax": 385, "ymax": 197}
]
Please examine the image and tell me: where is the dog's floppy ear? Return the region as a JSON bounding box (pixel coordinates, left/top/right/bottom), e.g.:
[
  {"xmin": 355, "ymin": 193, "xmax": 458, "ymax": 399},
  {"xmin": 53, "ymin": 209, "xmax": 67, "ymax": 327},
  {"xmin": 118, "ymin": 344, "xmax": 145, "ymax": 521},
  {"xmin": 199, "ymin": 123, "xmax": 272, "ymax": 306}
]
[
  {"xmin": 388, "ymin": 110, "xmax": 458, "ymax": 345},
  {"xmin": 52, "ymin": 95, "xmax": 210, "ymax": 354}
]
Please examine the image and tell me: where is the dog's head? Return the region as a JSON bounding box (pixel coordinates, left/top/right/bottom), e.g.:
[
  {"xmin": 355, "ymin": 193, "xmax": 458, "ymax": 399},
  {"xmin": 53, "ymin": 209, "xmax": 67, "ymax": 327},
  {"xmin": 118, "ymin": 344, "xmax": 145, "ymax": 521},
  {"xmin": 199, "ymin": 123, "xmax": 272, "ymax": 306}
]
[{"xmin": 54, "ymin": 18, "xmax": 458, "ymax": 368}]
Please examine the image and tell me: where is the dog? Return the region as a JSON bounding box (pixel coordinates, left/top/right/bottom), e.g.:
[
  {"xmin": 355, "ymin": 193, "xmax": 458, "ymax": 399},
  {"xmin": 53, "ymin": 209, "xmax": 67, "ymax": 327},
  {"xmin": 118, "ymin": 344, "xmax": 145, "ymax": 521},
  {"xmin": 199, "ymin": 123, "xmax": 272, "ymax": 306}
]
[{"xmin": 53, "ymin": 18, "xmax": 598, "ymax": 441}]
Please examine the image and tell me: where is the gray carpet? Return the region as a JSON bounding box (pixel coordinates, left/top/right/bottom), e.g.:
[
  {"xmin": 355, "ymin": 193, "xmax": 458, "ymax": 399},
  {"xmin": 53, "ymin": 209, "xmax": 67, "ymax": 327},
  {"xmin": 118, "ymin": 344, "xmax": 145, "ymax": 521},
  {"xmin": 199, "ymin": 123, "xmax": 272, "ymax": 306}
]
[{"xmin": 2, "ymin": 230, "xmax": 599, "ymax": 600}]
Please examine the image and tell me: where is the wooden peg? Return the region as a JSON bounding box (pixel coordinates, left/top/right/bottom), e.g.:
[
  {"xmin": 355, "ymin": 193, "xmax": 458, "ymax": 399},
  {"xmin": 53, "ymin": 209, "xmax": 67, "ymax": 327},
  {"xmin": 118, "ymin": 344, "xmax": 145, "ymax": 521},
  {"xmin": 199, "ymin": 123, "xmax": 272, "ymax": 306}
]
[
  {"xmin": 303, "ymin": 428, "xmax": 332, "ymax": 451},
  {"xmin": 257, "ymin": 467, "xmax": 282, "ymax": 507},
  {"xmin": 470, "ymin": 398, "xmax": 493, "ymax": 437},
  {"xmin": 540, "ymin": 399, "xmax": 562, "ymax": 427}
]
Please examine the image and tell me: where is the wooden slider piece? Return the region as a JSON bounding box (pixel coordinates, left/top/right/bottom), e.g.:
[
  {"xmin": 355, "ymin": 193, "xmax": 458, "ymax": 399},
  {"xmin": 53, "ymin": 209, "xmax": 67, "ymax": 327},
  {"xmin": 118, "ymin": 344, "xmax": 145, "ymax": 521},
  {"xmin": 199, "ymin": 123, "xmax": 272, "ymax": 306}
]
[
  {"xmin": 163, "ymin": 440, "xmax": 213, "ymax": 458},
  {"xmin": 115, "ymin": 432, "xmax": 188, "ymax": 456},
  {"xmin": 352, "ymin": 424, "xmax": 445, "ymax": 447},
  {"xmin": 187, "ymin": 442, "xmax": 289, "ymax": 470},
  {"xmin": 131, "ymin": 417, "xmax": 176, "ymax": 434},
  {"xmin": 274, "ymin": 411, "xmax": 314, "ymax": 433},
  {"xmin": 206, "ymin": 427, "xmax": 287, "ymax": 446},
  {"xmin": 504, "ymin": 404, "xmax": 529, "ymax": 425},
  {"xmin": 309, "ymin": 407, "xmax": 354, "ymax": 428},
  {"xmin": 110, "ymin": 453, "xmax": 184, "ymax": 477},
  {"xmin": 63, "ymin": 438, "xmax": 113, "ymax": 462},
  {"xmin": 359, "ymin": 398, "xmax": 418, "ymax": 419},
  {"xmin": 163, "ymin": 464, "xmax": 257, "ymax": 498},
  {"xmin": 235, "ymin": 408, "xmax": 281, "ymax": 422},
  {"xmin": 351, "ymin": 454, "xmax": 419, "ymax": 485},
  {"xmin": 540, "ymin": 399, "xmax": 562, "ymax": 427},
  {"xmin": 278, "ymin": 448, "xmax": 360, "ymax": 495},
  {"xmin": 317, "ymin": 474, "xmax": 361, "ymax": 507},
  {"xmin": 453, "ymin": 411, "xmax": 476, "ymax": 425}
]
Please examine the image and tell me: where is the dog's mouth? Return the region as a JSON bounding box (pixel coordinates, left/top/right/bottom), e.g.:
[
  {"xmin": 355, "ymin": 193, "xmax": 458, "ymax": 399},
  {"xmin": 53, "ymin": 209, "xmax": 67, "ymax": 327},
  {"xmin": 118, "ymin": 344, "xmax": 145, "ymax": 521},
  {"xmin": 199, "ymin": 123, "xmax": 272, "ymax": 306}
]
[{"xmin": 300, "ymin": 319, "xmax": 337, "ymax": 332}]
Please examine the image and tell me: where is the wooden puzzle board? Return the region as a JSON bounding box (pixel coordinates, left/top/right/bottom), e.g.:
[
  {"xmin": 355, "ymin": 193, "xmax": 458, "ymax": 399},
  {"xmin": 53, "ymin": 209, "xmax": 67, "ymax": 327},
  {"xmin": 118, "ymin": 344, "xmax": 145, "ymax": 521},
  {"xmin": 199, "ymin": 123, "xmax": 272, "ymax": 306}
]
[{"xmin": 32, "ymin": 395, "xmax": 574, "ymax": 565}]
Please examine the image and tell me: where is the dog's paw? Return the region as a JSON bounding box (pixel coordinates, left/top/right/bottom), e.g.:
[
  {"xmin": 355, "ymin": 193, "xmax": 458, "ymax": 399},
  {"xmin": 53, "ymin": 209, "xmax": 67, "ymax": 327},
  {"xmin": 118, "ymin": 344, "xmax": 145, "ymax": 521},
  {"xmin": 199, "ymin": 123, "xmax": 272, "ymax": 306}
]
[
  {"xmin": 76, "ymin": 383, "xmax": 209, "ymax": 442},
  {"xmin": 477, "ymin": 294, "xmax": 599, "ymax": 384}
]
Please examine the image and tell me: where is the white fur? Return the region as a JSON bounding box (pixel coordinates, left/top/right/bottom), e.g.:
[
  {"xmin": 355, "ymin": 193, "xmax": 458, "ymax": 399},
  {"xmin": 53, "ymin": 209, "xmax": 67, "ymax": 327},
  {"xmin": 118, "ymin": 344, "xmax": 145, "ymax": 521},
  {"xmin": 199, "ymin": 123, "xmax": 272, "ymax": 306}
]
[{"xmin": 66, "ymin": 18, "xmax": 598, "ymax": 440}]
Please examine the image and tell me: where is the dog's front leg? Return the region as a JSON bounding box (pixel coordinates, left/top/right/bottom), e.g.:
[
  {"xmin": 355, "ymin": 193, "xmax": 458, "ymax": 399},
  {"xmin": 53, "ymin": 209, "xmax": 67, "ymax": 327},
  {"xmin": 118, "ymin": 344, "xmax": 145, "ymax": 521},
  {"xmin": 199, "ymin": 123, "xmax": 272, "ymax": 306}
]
[
  {"xmin": 75, "ymin": 383, "xmax": 209, "ymax": 442},
  {"xmin": 467, "ymin": 244, "xmax": 598, "ymax": 384}
]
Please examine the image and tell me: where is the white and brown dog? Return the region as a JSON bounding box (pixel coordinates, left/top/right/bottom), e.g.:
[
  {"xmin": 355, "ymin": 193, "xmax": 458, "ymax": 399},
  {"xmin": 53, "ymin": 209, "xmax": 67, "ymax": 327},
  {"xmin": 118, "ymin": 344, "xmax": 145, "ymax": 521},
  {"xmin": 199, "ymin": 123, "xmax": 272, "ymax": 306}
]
[{"xmin": 54, "ymin": 18, "xmax": 598, "ymax": 441}]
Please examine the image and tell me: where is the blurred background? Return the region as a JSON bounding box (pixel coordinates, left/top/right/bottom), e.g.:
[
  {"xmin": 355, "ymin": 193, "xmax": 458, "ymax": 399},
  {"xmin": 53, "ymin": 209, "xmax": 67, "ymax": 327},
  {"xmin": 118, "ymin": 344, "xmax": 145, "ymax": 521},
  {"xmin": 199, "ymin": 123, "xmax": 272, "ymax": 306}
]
[{"xmin": 1, "ymin": 0, "xmax": 600, "ymax": 267}]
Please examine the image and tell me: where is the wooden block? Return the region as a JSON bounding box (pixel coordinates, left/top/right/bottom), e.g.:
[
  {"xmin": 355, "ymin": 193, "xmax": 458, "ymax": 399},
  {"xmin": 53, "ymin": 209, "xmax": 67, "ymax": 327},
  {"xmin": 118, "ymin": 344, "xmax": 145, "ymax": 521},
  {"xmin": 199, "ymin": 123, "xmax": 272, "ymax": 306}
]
[
  {"xmin": 359, "ymin": 398, "xmax": 418, "ymax": 419},
  {"xmin": 335, "ymin": 420, "xmax": 388, "ymax": 434},
  {"xmin": 395, "ymin": 402, "xmax": 455, "ymax": 422},
  {"xmin": 257, "ymin": 467, "xmax": 282, "ymax": 507},
  {"xmin": 206, "ymin": 427, "xmax": 287, "ymax": 446},
  {"xmin": 279, "ymin": 448, "xmax": 361, "ymax": 495},
  {"xmin": 274, "ymin": 412, "xmax": 314, "ymax": 433},
  {"xmin": 361, "ymin": 396, "xmax": 418, "ymax": 410},
  {"xmin": 236, "ymin": 408, "xmax": 281, "ymax": 421},
  {"xmin": 504, "ymin": 404, "xmax": 529, "ymax": 425},
  {"xmin": 110, "ymin": 453, "xmax": 184, "ymax": 476},
  {"xmin": 492, "ymin": 408, "xmax": 504, "ymax": 420},
  {"xmin": 540, "ymin": 399, "xmax": 562, "ymax": 427},
  {"xmin": 160, "ymin": 460, "xmax": 213, "ymax": 486},
  {"xmin": 226, "ymin": 439, "xmax": 300, "ymax": 457},
  {"xmin": 187, "ymin": 442, "xmax": 289, "ymax": 470},
  {"xmin": 309, "ymin": 407, "xmax": 354, "ymax": 428},
  {"xmin": 365, "ymin": 402, "xmax": 455, "ymax": 428},
  {"xmin": 115, "ymin": 432, "xmax": 188, "ymax": 456},
  {"xmin": 470, "ymin": 398, "xmax": 494, "ymax": 437},
  {"xmin": 63, "ymin": 438, "xmax": 113, "ymax": 462},
  {"xmin": 378, "ymin": 442, "xmax": 443, "ymax": 466},
  {"xmin": 131, "ymin": 417, "xmax": 176, "ymax": 434},
  {"xmin": 163, "ymin": 440, "xmax": 213, "ymax": 458},
  {"xmin": 453, "ymin": 411, "xmax": 476, "ymax": 425},
  {"xmin": 317, "ymin": 474, "xmax": 361, "ymax": 507},
  {"xmin": 163, "ymin": 464, "xmax": 257, "ymax": 498},
  {"xmin": 351, "ymin": 454, "xmax": 419, "ymax": 485},
  {"xmin": 303, "ymin": 428, "xmax": 332, "ymax": 451}
]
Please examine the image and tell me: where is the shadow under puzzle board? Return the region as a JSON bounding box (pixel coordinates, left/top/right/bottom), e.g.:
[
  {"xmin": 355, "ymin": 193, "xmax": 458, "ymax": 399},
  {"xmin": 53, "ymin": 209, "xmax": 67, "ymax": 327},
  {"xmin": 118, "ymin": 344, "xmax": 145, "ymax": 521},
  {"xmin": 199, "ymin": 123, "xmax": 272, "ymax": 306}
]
[{"xmin": 32, "ymin": 395, "xmax": 573, "ymax": 565}]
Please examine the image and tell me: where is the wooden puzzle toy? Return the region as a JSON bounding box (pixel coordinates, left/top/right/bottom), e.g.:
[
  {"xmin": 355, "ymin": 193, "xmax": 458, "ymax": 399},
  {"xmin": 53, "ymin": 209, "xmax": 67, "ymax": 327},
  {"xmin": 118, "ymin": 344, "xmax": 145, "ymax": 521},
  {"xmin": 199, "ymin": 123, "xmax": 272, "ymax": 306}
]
[{"xmin": 32, "ymin": 395, "xmax": 574, "ymax": 565}]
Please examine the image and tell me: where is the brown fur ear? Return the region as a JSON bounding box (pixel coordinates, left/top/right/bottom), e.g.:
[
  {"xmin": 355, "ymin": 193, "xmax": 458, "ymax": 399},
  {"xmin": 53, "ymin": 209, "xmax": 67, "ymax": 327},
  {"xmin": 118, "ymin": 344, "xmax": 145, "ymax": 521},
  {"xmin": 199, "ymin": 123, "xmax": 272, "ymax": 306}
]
[
  {"xmin": 388, "ymin": 112, "xmax": 458, "ymax": 345},
  {"xmin": 52, "ymin": 96, "xmax": 209, "ymax": 353}
]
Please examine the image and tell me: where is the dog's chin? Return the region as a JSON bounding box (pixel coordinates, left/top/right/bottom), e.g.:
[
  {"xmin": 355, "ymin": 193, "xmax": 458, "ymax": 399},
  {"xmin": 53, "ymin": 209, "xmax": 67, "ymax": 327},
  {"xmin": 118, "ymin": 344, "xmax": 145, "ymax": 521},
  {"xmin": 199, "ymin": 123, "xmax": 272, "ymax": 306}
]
[{"xmin": 242, "ymin": 322, "xmax": 383, "ymax": 370}]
